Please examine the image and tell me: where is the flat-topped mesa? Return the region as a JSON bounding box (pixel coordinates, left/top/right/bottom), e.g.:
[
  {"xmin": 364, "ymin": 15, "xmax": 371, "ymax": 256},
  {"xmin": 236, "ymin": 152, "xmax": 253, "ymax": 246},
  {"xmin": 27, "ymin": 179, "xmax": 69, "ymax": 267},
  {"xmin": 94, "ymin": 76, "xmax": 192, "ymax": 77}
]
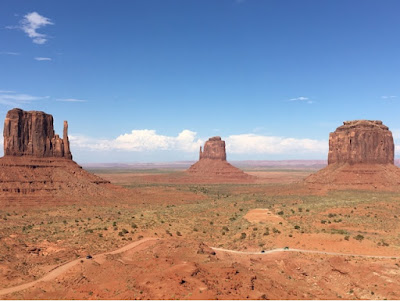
[
  {"xmin": 3, "ymin": 108, "xmax": 72, "ymax": 159},
  {"xmin": 199, "ymin": 136, "xmax": 226, "ymax": 161},
  {"xmin": 328, "ymin": 120, "xmax": 394, "ymax": 165}
]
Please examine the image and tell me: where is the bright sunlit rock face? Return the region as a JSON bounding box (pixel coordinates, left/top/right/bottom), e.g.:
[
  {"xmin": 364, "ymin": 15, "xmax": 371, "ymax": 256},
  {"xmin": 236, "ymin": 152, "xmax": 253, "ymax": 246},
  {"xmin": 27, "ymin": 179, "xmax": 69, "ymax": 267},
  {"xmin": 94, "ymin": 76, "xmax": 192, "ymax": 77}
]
[
  {"xmin": 328, "ymin": 120, "xmax": 394, "ymax": 165},
  {"xmin": 3, "ymin": 108, "xmax": 72, "ymax": 159}
]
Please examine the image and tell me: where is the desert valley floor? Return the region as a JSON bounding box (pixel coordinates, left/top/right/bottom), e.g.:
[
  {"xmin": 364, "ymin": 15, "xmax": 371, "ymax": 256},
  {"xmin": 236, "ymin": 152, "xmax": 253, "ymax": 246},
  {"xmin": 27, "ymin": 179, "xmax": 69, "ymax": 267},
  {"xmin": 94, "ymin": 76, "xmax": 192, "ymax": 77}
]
[{"xmin": 1, "ymin": 166, "xmax": 400, "ymax": 300}]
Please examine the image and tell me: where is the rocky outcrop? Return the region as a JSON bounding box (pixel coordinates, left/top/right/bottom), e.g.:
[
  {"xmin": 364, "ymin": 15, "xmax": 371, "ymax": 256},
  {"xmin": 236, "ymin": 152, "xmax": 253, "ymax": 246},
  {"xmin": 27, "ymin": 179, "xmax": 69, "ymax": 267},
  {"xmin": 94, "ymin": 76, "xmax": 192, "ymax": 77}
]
[
  {"xmin": 199, "ymin": 136, "xmax": 226, "ymax": 161},
  {"xmin": 0, "ymin": 108, "xmax": 116, "ymax": 203},
  {"xmin": 3, "ymin": 108, "xmax": 72, "ymax": 159},
  {"xmin": 328, "ymin": 120, "xmax": 394, "ymax": 165},
  {"xmin": 187, "ymin": 136, "xmax": 253, "ymax": 182},
  {"xmin": 305, "ymin": 120, "xmax": 400, "ymax": 191}
]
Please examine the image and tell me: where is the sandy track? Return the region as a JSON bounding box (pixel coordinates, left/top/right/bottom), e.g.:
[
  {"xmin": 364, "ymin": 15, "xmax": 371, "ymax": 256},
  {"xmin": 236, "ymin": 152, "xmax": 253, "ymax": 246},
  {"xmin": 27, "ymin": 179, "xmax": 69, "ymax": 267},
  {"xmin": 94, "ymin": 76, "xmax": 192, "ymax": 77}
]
[
  {"xmin": 0, "ymin": 237, "xmax": 159, "ymax": 297},
  {"xmin": 211, "ymin": 246, "xmax": 400, "ymax": 259}
]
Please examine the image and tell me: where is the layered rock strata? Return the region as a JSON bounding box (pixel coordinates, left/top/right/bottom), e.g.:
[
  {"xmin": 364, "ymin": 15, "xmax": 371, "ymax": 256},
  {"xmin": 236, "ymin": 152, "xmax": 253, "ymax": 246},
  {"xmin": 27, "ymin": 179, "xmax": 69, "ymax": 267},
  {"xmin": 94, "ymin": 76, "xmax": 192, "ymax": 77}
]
[
  {"xmin": 188, "ymin": 137, "xmax": 253, "ymax": 182},
  {"xmin": 4, "ymin": 108, "xmax": 72, "ymax": 159},
  {"xmin": 0, "ymin": 108, "xmax": 112, "ymax": 204},
  {"xmin": 305, "ymin": 120, "xmax": 400, "ymax": 191},
  {"xmin": 328, "ymin": 120, "xmax": 394, "ymax": 165}
]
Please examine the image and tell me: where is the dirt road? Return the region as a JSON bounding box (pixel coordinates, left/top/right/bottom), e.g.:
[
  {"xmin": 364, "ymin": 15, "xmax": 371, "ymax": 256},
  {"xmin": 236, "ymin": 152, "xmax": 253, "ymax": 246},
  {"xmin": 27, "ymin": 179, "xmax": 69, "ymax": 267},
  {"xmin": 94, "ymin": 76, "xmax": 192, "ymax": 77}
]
[
  {"xmin": 0, "ymin": 237, "xmax": 159, "ymax": 297},
  {"xmin": 211, "ymin": 246, "xmax": 400, "ymax": 259}
]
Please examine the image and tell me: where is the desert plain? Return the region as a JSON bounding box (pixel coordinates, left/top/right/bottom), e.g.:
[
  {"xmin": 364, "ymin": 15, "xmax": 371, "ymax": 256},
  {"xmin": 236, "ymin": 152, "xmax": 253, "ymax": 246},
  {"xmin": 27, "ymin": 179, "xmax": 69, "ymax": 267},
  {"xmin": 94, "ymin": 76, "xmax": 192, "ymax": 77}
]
[{"xmin": 1, "ymin": 164, "xmax": 400, "ymax": 299}]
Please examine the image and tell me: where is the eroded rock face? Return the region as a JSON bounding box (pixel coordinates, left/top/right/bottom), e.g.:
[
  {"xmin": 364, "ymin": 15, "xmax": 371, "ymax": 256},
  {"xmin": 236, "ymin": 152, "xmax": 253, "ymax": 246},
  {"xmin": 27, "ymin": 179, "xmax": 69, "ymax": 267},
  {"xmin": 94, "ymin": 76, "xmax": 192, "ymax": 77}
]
[
  {"xmin": 328, "ymin": 120, "xmax": 394, "ymax": 165},
  {"xmin": 199, "ymin": 136, "xmax": 226, "ymax": 161},
  {"xmin": 3, "ymin": 108, "xmax": 72, "ymax": 159}
]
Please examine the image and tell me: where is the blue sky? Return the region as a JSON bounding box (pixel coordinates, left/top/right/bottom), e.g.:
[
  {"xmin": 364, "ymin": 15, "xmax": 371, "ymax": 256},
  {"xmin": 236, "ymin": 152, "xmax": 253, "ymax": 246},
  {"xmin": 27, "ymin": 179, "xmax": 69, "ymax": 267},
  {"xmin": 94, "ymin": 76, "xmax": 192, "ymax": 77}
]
[{"xmin": 1, "ymin": 0, "xmax": 400, "ymax": 163}]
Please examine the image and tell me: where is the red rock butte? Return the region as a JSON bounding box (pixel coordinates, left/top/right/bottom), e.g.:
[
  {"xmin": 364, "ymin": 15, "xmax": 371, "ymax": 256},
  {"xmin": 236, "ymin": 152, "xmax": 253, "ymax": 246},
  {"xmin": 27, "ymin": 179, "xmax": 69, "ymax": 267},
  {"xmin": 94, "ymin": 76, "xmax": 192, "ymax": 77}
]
[
  {"xmin": 305, "ymin": 120, "xmax": 400, "ymax": 190},
  {"xmin": 4, "ymin": 108, "xmax": 72, "ymax": 159},
  {"xmin": 0, "ymin": 108, "xmax": 116, "ymax": 205},
  {"xmin": 187, "ymin": 136, "xmax": 253, "ymax": 182},
  {"xmin": 328, "ymin": 120, "xmax": 394, "ymax": 165}
]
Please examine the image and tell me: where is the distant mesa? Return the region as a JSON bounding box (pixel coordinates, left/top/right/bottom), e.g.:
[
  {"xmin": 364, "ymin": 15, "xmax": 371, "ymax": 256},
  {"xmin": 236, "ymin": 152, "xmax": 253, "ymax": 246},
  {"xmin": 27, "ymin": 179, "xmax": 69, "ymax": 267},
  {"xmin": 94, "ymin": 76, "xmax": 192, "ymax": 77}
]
[
  {"xmin": 187, "ymin": 136, "xmax": 254, "ymax": 182},
  {"xmin": 305, "ymin": 120, "xmax": 400, "ymax": 190},
  {"xmin": 0, "ymin": 108, "xmax": 113, "ymax": 205}
]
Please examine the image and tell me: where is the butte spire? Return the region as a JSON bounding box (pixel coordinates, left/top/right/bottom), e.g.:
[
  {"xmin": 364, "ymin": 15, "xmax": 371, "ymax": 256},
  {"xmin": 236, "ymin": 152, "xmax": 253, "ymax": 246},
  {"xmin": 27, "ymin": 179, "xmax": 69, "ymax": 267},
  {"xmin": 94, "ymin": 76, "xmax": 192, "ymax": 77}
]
[{"xmin": 187, "ymin": 136, "xmax": 253, "ymax": 182}]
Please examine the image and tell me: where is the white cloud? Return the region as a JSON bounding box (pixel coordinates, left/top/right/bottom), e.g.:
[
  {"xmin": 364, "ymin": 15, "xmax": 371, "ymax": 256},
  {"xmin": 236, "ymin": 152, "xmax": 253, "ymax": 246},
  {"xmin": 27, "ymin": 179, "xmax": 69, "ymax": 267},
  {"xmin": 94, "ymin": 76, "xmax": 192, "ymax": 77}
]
[
  {"xmin": 34, "ymin": 57, "xmax": 52, "ymax": 61},
  {"xmin": 56, "ymin": 98, "xmax": 87, "ymax": 102},
  {"xmin": 226, "ymin": 134, "xmax": 328, "ymax": 154},
  {"xmin": 290, "ymin": 96, "xmax": 309, "ymax": 101},
  {"xmin": 70, "ymin": 130, "xmax": 203, "ymax": 152},
  {"xmin": 0, "ymin": 91, "xmax": 48, "ymax": 106},
  {"xmin": 69, "ymin": 130, "xmax": 328, "ymax": 157},
  {"xmin": 20, "ymin": 12, "xmax": 53, "ymax": 44},
  {"xmin": 381, "ymin": 95, "xmax": 397, "ymax": 99},
  {"xmin": 0, "ymin": 52, "xmax": 20, "ymax": 55}
]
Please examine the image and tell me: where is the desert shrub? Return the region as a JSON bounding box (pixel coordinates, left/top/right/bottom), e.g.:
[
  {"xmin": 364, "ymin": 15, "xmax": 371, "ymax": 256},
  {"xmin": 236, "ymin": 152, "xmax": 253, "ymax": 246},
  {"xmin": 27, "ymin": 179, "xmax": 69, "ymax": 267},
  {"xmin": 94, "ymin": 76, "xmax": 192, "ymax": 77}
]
[
  {"xmin": 277, "ymin": 211, "xmax": 284, "ymax": 215},
  {"xmin": 354, "ymin": 234, "xmax": 364, "ymax": 241},
  {"xmin": 222, "ymin": 226, "xmax": 229, "ymax": 232},
  {"xmin": 240, "ymin": 233, "xmax": 247, "ymax": 239},
  {"xmin": 331, "ymin": 229, "xmax": 348, "ymax": 235},
  {"xmin": 131, "ymin": 223, "xmax": 138, "ymax": 229},
  {"xmin": 272, "ymin": 228, "xmax": 281, "ymax": 234},
  {"xmin": 122, "ymin": 228, "xmax": 129, "ymax": 234},
  {"xmin": 344, "ymin": 236, "xmax": 350, "ymax": 241},
  {"xmin": 176, "ymin": 231, "xmax": 182, "ymax": 236},
  {"xmin": 294, "ymin": 225, "xmax": 300, "ymax": 230}
]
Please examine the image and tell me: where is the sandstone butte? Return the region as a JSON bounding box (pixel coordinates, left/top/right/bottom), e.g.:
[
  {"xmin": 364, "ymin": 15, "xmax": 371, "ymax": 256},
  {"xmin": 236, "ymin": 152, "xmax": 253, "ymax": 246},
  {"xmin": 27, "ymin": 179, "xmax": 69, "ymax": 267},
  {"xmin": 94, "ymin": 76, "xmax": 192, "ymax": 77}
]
[
  {"xmin": 305, "ymin": 120, "xmax": 400, "ymax": 190},
  {"xmin": 0, "ymin": 108, "xmax": 116, "ymax": 205},
  {"xmin": 187, "ymin": 136, "xmax": 254, "ymax": 182}
]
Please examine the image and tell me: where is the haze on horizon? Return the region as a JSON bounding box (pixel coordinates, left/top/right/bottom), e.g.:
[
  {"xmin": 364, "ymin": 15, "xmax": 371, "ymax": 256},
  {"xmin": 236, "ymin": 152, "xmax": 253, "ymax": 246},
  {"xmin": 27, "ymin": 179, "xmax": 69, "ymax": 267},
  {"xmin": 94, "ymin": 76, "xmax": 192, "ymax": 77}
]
[{"xmin": 1, "ymin": 0, "xmax": 400, "ymax": 163}]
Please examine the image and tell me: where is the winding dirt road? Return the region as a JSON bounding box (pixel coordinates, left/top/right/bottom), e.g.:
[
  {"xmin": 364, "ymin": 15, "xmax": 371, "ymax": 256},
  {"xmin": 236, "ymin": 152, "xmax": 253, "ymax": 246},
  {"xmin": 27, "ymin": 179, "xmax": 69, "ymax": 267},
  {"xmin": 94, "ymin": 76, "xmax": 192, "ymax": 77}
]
[
  {"xmin": 211, "ymin": 246, "xmax": 400, "ymax": 259},
  {"xmin": 2, "ymin": 238, "xmax": 399, "ymax": 297},
  {"xmin": 0, "ymin": 237, "xmax": 159, "ymax": 297}
]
